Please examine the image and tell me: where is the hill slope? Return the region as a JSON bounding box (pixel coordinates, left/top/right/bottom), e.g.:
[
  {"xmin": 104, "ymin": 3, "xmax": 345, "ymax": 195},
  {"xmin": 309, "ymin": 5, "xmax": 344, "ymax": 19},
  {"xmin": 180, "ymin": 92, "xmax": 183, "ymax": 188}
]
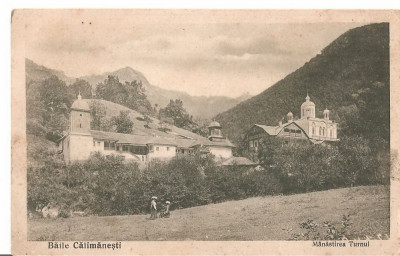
[
  {"xmin": 85, "ymin": 99, "xmax": 208, "ymax": 141},
  {"xmin": 215, "ymin": 23, "xmax": 390, "ymax": 143},
  {"xmin": 28, "ymin": 185, "xmax": 389, "ymax": 241}
]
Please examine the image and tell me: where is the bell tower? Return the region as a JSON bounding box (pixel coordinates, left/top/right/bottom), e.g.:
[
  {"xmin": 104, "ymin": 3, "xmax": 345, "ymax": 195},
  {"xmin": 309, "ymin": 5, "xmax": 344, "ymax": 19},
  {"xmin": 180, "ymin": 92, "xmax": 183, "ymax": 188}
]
[
  {"xmin": 301, "ymin": 92, "xmax": 316, "ymax": 119},
  {"xmin": 324, "ymin": 107, "xmax": 330, "ymax": 120},
  {"xmin": 70, "ymin": 93, "xmax": 91, "ymax": 134},
  {"xmin": 208, "ymin": 121, "xmax": 224, "ymax": 141}
]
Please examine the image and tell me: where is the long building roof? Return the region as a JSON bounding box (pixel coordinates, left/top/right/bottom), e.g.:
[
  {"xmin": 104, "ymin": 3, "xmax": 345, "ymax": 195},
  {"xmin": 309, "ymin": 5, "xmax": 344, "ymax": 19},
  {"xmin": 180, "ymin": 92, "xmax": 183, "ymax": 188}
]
[{"xmin": 89, "ymin": 130, "xmax": 235, "ymax": 148}]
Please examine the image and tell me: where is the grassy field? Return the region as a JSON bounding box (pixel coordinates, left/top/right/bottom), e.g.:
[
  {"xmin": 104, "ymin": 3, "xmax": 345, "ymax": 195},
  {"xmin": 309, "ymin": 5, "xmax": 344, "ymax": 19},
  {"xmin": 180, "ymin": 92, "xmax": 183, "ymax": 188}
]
[{"xmin": 28, "ymin": 185, "xmax": 390, "ymax": 241}]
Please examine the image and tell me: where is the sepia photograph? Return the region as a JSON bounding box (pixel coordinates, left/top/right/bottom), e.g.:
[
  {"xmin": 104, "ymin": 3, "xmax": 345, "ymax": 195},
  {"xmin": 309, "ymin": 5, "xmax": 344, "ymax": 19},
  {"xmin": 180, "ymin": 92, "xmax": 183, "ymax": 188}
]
[{"xmin": 11, "ymin": 9, "xmax": 400, "ymax": 255}]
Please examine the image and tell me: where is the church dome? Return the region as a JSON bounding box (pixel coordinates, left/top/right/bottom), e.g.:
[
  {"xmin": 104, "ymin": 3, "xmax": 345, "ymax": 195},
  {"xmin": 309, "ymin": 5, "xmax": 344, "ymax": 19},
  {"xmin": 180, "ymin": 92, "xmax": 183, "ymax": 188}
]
[
  {"xmin": 301, "ymin": 93, "xmax": 315, "ymax": 108},
  {"xmin": 71, "ymin": 94, "xmax": 90, "ymax": 112},
  {"xmin": 323, "ymin": 108, "xmax": 330, "ymax": 114},
  {"xmin": 287, "ymin": 111, "xmax": 293, "ymax": 117},
  {"xmin": 208, "ymin": 121, "xmax": 221, "ymax": 128}
]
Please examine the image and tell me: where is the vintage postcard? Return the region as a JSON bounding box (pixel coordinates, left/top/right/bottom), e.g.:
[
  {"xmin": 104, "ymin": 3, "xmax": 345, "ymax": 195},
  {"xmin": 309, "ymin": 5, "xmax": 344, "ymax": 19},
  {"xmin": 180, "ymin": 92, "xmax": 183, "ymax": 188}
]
[{"xmin": 11, "ymin": 9, "xmax": 400, "ymax": 255}]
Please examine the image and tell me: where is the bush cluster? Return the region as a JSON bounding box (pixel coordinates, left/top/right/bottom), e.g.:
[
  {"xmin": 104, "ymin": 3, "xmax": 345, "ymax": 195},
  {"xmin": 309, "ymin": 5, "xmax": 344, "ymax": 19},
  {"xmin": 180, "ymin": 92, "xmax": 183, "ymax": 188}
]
[
  {"xmin": 28, "ymin": 153, "xmax": 281, "ymax": 216},
  {"xmin": 257, "ymin": 135, "xmax": 389, "ymax": 194}
]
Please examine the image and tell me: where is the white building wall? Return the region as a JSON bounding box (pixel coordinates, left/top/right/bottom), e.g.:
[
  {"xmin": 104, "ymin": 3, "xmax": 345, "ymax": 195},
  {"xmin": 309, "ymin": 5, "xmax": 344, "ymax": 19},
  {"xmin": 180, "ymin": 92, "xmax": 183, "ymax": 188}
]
[
  {"xmin": 147, "ymin": 145, "xmax": 177, "ymax": 161},
  {"xmin": 68, "ymin": 134, "xmax": 93, "ymax": 162},
  {"xmin": 208, "ymin": 146, "xmax": 232, "ymax": 159}
]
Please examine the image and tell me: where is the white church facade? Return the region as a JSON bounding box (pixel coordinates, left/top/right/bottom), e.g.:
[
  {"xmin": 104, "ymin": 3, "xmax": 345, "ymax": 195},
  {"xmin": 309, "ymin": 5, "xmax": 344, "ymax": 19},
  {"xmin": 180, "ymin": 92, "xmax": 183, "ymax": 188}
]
[
  {"xmin": 246, "ymin": 93, "xmax": 338, "ymax": 152},
  {"xmin": 58, "ymin": 94, "xmax": 235, "ymax": 164}
]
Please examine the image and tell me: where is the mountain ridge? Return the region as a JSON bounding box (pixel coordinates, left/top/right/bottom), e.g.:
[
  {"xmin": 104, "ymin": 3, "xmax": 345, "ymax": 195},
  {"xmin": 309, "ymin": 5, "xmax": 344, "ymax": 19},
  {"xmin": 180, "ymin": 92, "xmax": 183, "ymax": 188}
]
[
  {"xmin": 214, "ymin": 23, "xmax": 390, "ymax": 144},
  {"xmin": 25, "ymin": 59, "xmax": 251, "ymax": 119}
]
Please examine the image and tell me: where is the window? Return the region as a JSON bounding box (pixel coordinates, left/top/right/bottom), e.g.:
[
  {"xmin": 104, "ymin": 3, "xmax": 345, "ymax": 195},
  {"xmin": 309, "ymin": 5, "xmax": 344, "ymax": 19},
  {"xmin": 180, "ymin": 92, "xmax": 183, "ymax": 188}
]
[
  {"xmin": 97, "ymin": 141, "xmax": 101, "ymax": 146},
  {"xmin": 156, "ymin": 147, "xmax": 159, "ymax": 151},
  {"xmin": 79, "ymin": 124, "xmax": 82, "ymax": 128},
  {"xmin": 123, "ymin": 145, "xmax": 129, "ymax": 152},
  {"xmin": 80, "ymin": 114, "xmax": 82, "ymax": 117},
  {"xmin": 167, "ymin": 147, "xmax": 170, "ymax": 151},
  {"xmin": 104, "ymin": 141, "xmax": 109, "ymax": 149},
  {"xmin": 93, "ymin": 141, "xmax": 95, "ymax": 146}
]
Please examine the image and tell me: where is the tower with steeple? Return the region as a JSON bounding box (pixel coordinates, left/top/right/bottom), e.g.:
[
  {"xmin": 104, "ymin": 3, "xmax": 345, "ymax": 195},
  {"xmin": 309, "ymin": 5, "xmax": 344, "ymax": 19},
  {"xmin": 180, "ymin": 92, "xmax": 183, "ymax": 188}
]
[
  {"xmin": 61, "ymin": 94, "xmax": 94, "ymax": 163},
  {"xmin": 300, "ymin": 92, "xmax": 315, "ymax": 118},
  {"xmin": 70, "ymin": 92, "xmax": 91, "ymax": 134}
]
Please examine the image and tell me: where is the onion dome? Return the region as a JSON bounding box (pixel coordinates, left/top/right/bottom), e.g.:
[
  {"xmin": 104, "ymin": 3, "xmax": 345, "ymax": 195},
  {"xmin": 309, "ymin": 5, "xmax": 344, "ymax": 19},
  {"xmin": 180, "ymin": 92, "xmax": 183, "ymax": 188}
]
[
  {"xmin": 323, "ymin": 107, "xmax": 330, "ymax": 114},
  {"xmin": 71, "ymin": 93, "xmax": 90, "ymax": 112},
  {"xmin": 287, "ymin": 111, "xmax": 293, "ymax": 117}
]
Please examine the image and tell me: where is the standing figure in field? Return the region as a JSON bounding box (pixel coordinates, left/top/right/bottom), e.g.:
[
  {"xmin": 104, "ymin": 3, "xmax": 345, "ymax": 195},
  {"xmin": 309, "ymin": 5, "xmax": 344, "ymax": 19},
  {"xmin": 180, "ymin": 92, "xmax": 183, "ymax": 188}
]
[
  {"xmin": 160, "ymin": 201, "xmax": 171, "ymax": 218},
  {"xmin": 150, "ymin": 196, "xmax": 157, "ymax": 220}
]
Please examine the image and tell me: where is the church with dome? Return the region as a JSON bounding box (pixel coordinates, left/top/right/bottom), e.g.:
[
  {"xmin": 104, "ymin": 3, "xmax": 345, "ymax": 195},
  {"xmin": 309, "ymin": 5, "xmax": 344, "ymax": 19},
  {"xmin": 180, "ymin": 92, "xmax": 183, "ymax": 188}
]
[
  {"xmin": 245, "ymin": 93, "xmax": 338, "ymax": 153},
  {"xmin": 58, "ymin": 94, "xmax": 236, "ymax": 164}
]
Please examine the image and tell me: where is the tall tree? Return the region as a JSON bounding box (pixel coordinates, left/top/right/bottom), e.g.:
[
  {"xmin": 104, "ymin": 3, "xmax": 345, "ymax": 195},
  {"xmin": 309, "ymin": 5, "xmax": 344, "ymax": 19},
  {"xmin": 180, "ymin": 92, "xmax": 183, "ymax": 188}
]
[
  {"xmin": 68, "ymin": 79, "xmax": 93, "ymax": 99},
  {"xmin": 95, "ymin": 75, "xmax": 153, "ymax": 114},
  {"xmin": 160, "ymin": 99, "xmax": 193, "ymax": 129},
  {"xmin": 37, "ymin": 76, "xmax": 71, "ymax": 141},
  {"xmin": 112, "ymin": 111, "xmax": 134, "ymax": 134}
]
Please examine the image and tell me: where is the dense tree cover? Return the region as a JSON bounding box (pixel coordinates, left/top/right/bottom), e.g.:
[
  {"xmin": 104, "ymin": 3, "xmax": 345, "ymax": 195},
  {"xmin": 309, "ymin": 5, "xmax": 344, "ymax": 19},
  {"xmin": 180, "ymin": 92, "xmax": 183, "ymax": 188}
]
[
  {"xmin": 26, "ymin": 76, "xmax": 72, "ymax": 141},
  {"xmin": 95, "ymin": 75, "xmax": 153, "ymax": 114}
]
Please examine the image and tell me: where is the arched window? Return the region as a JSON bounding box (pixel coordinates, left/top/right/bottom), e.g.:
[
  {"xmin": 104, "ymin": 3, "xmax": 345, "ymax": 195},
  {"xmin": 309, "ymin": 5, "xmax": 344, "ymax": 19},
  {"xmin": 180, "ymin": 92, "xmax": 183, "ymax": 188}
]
[{"xmin": 312, "ymin": 122, "xmax": 316, "ymax": 135}]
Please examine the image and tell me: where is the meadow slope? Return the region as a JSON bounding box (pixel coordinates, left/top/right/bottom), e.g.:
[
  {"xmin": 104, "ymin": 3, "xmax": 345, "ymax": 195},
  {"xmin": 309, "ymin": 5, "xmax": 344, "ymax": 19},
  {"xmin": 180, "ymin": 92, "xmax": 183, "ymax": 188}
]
[{"xmin": 28, "ymin": 185, "xmax": 389, "ymax": 241}]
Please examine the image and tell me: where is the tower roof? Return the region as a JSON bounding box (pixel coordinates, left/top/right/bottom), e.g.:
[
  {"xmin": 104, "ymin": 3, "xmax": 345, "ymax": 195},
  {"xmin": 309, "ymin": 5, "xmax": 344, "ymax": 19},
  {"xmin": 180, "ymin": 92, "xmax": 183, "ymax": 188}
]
[
  {"xmin": 71, "ymin": 93, "xmax": 90, "ymax": 112},
  {"xmin": 208, "ymin": 121, "xmax": 221, "ymax": 128},
  {"xmin": 301, "ymin": 92, "xmax": 315, "ymax": 108},
  {"xmin": 323, "ymin": 107, "xmax": 330, "ymax": 114}
]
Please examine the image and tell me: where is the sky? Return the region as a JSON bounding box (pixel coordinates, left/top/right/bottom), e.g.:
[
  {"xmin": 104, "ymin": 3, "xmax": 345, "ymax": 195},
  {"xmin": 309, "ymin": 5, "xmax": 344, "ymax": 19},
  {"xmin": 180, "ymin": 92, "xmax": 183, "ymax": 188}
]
[{"xmin": 25, "ymin": 11, "xmax": 366, "ymax": 98}]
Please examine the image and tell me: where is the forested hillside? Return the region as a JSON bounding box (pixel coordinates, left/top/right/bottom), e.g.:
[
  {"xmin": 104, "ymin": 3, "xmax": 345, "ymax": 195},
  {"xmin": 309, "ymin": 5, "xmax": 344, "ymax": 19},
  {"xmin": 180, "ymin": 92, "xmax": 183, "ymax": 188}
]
[{"xmin": 215, "ymin": 23, "xmax": 390, "ymax": 148}]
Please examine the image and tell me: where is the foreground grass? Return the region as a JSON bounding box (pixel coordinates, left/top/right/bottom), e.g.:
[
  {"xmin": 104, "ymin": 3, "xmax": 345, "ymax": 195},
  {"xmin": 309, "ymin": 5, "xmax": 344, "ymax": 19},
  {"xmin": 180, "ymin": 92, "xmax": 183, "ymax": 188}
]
[{"xmin": 28, "ymin": 185, "xmax": 389, "ymax": 241}]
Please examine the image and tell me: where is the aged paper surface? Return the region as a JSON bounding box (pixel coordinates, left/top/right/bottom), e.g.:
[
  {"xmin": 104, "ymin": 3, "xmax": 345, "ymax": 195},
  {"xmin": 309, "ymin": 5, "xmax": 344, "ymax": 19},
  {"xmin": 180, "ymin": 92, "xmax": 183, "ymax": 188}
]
[{"xmin": 11, "ymin": 9, "xmax": 400, "ymax": 255}]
